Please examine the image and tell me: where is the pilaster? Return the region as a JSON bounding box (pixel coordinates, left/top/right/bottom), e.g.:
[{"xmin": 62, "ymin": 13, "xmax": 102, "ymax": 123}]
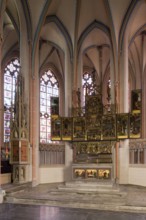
[
  {"xmin": 0, "ymin": 33, "xmax": 3, "ymax": 189},
  {"xmin": 30, "ymin": 44, "xmax": 39, "ymax": 186},
  {"xmin": 110, "ymin": 48, "xmax": 115, "ymax": 105},
  {"xmin": 141, "ymin": 32, "xmax": 146, "ymax": 138},
  {"xmin": 65, "ymin": 49, "xmax": 72, "ymax": 116},
  {"xmin": 0, "ymin": 1, "xmax": 5, "ymax": 201},
  {"xmin": 118, "ymin": 36, "xmax": 129, "ymax": 184}
]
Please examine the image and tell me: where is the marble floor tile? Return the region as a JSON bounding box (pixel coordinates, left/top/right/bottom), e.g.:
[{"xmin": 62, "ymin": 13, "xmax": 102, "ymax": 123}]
[{"xmin": 0, "ymin": 204, "xmax": 146, "ymax": 220}]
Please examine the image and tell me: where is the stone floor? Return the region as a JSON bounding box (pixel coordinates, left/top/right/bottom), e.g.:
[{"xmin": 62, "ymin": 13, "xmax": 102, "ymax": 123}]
[
  {"xmin": 1, "ymin": 204, "xmax": 146, "ymax": 220},
  {"xmin": 1, "ymin": 182, "xmax": 146, "ymax": 219}
]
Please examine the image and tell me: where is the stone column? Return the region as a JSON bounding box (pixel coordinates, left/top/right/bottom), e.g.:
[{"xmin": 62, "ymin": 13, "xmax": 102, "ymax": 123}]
[
  {"xmin": 118, "ymin": 36, "xmax": 129, "ymax": 184},
  {"xmin": 110, "ymin": 43, "xmax": 119, "ymax": 184},
  {"xmin": 0, "ymin": 34, "xmax": 4, "ymax": 202},
  {"xmin": 98, "ymin": 46, "xmax": 103, "ymax": 90},
  {"xmin": 77, "ymin": 52, "xmax": 83, "ymax": 105},
  {"xmin": 64, "ymin": 48, "xmax": 73, "ymax": 181},
  {"xmin": 0, "ymin": 0, "xmax": 6, "ymax": 201},
  {"xmin": 110, "ymin": 49, "xmax": 115, "ymax": 105},
  {"xmin": 115, "ymin": 141, "xmax": 119, "ymax": 183},
  {"xmin": 30, "ymin": 44, "xmax": 39, "ymax": 186},
  {"xmin": 64, "ymin": 49, "xmax": 72, "ymax": 116},
  {"xmin": 0, "ymin": 34, "xmax": 3, "ymax": 190},
  {"xmin": 141, "ymin": 32, "xmax": 146, "ymax": 138},
  {"xmin": 72, "ymin": 0, "xmax": 81, "ymax": 102}
]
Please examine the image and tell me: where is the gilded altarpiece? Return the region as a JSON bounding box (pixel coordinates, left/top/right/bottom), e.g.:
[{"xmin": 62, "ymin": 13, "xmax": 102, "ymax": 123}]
[
  {"xmin": 85, "ymin": 95, "xmax": 103, "ymax": 116},
  {"xmin": 101, "ymin": 115, "xmax": 116, "ymax": 140},
  {"xmin": 73, "ymin": 117, "xmax": 86, "ymax": 141},
  {"xmin": 131, "ymin": 89, "xmax": 142, "ymax": 113},
  {"xmin": 62, "ymin": 117, "xmax": 72, "ymax": 141},
  {"xmin": 51, "ymin": 115, "xmax": 62, "ymax": 141},
  {"xmin": 72, "ymin": 141, "xmax": 114, "ymax": 180},
  {"xmin": 116, "ymin": 113, "xmax": 129, "ymax": 139},
  {"xmin": 50, "ymin": 82, "xmax": 142, "ymax": 183},
  {"xmin": 86, "ymin": 115, "xmax": 101, "ymax": 141},
  {"xmin": 85, "ymin": 94, "xmax": 102, "ymax": 141},
  {"xmin": 129, "ymin": 113, "xmax": 141, "ymax": 138}
]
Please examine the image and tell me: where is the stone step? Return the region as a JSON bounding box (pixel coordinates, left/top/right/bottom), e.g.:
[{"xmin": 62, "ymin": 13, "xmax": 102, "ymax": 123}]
[
  {"xmin": 58, "ymin": 181, "xmax": 121, "ymax": 194},
  {"xmin": 3, "ymin": 182, "xmax": 32, "ymax": 195},
  {"xmin": 3, "ymin": 182, "xmax": 128, "ymax": 212},
  {"xmin": 4, "ymin": 196, "xmax": 146, "ymax": 213},
  {"xmin": 65, "ymin": 180, "xmax": 114, "ymax": 188},
  {"xmin": 4, "ymin": 191, "xmax": 127, "ymax": 211}
]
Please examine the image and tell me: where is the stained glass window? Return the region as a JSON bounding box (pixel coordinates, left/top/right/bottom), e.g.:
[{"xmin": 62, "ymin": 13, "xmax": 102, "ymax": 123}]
[
  {"xmin": 107, "ymin": 78, "xmax": 111, "ymax": 102},
  {"xmin": 40, "ymin": 69, "xmax": 59, "ymax": 143},
  {"xmin": 82, "ymin": 72, "xmax": 93, "ymax": 105},
  {"xmin": 4, "ymin": 58, "xmax": 20, "ymax": 143}
]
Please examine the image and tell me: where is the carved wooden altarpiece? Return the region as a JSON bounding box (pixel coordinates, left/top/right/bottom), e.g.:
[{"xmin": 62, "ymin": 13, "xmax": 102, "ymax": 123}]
[{"xmin": 50, "ymin": 75, "xmax": 142, "ymax": 183}]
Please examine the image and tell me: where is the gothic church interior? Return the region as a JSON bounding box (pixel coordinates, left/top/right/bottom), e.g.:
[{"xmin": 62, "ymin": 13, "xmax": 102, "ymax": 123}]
[{"xmin": 0, "ymin": 0, "xmax": 146, "ymax": 190}]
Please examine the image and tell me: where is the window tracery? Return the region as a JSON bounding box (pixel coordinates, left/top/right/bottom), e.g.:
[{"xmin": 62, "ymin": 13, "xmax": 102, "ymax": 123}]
[
  {"xmin": 82, "ymin": 71, "xmax": 94, "ymax": 105},
  {"xmin": 4, "ymin": 58, "xmax": 20, "ymax": 143},
  {"xmin": 40, "ymin": 69, "xmax": 59, "ymax": 143}
]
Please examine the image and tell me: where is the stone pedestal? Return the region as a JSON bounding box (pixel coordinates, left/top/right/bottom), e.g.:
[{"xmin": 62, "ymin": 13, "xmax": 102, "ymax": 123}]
[
  {"xmin": 11, "ymin": 140, "xmax": 30, "ymax": 184},
  {"xmin": 72, "ymin": 141, "xmax": 115, "ymax": 184},
  {"xmin": 13, "ymin": 164, "xmax": 28, "ymax": 183},
  {"xmin": 58, "ymin": 180, "xmax": 119, "ymax": 194},
  {"xmin": 0, "ymin": 189, "xmax": 5, "ymax": 203}
]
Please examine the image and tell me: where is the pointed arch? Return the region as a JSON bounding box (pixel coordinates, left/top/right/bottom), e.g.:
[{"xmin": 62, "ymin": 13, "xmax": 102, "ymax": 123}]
[
  {"xmin": 129, "ymin": 24, "xmax": 146, "ymax": 47},
  {"xmin": 119, "ymin": 0, "xmax": 141, "ymax": 51},
  {"xmin": 21, "ymin": 0, "xmax": 32, "ymax": 42},
  {"xmin": 5, "ymin": 8, "xmax": 19, "ymax": 38},
  {"xmin": 45, "ymin": 15, "xmax": 73, "ymax": 61},
  {"xmin": 39, "ymin": 40, "xmax": 65, "ymax": 70},
  {"xmin": 32, "ymin": 0, "xmax": 53, "ymax": 78},
  {"xmin": 77, "ymin": 20, "xmax": 111, "ymax": 55}
]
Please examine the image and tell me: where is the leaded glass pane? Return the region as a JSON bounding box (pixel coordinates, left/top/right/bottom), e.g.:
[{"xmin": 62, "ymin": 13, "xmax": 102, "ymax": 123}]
[
  {"xmin": 40, "ymin": 106, "xmax": 46, "ymax": 112},
  {"xmin": 40, "ymin": 139, "xmax": 46, "ymax": 143},
  {"xmin": 40, "ymin": 119, "xmax": 46, "ymax": 125},
  {"xmin": 40, "ymin": 92, "xmax": 46, "ymax": 99},
  {"xmin": 4, "ymin": 76, "xmax": 12, "ymax": 83},
  {"xmin": 40, "ymin": 85, "xmax": 45, "ymax": 92},
  {"xmin": 53, "ymin": 89, "xmax": 59, "ymax": 96},
  {"xmin": 40, "ymin": 69, "xmax": 59, "ymax": 143},
  {"xmin": 47, "ymin": 126, "xmax": 51, "ymax": 133},
  {"xmin": 47, "ymin": 87, "xmax": 52, "ymax": 93},
  {"xmin": 47, "ymin": 119, "xmax": 50, "ymax": 126},
  {"xmin": 41, "ymin": 126, "xmax": 47, "ymax": 132},
  {"xmin": 40, "ymin": 132, "xmax": 47, "ymax": 139},
  {"xmin": 40, "ymin": 98, "xmax": 46, "ymax": 106},
  {"xmin": 47, "ymin": 133, "xmax": 51, "ymax": 140},
  {"xmin": 4, "ymin": 113, "xmax": 11, "ymax": 120},
  {"xmin": 4, "ymin": 58, "xmax": 20, "ymax": 145},
  {"xmin": 82, "ymin": 72, "xmax": 94, "ymax": 105}
]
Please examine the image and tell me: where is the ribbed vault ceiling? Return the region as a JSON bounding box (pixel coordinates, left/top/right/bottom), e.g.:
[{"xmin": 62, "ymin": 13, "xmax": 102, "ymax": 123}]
[{"xmin": 2, "ymin": 0, "xmax": 146, "ymax": 86}]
